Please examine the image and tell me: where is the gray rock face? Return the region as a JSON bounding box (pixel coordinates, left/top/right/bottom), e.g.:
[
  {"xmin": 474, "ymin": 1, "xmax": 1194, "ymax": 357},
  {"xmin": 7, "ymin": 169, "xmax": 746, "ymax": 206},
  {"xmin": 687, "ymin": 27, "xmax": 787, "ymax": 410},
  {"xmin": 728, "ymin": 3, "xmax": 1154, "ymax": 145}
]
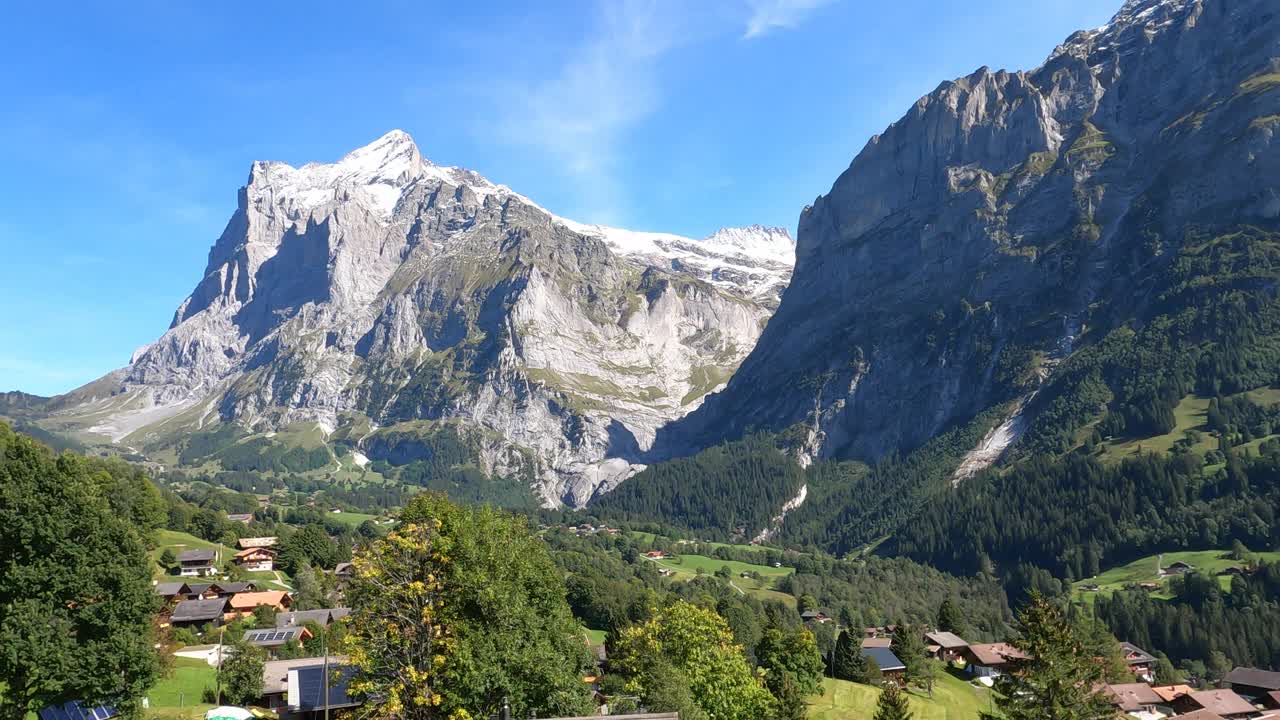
[
  {"xmin": 66, "ymin": 130, "xmax": 794, "ymax": 505},
  {"xmin": 667, "ymin": 0, "xmax": 1280, "ymax": 467}
]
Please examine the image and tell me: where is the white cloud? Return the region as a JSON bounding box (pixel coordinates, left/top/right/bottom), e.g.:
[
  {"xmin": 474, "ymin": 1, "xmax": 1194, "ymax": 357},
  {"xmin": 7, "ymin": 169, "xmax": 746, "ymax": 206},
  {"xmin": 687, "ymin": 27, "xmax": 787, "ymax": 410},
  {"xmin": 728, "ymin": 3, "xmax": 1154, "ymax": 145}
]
[{"xmin": 743, "ymin": 0, "xmax": 836, "ymax": 39}]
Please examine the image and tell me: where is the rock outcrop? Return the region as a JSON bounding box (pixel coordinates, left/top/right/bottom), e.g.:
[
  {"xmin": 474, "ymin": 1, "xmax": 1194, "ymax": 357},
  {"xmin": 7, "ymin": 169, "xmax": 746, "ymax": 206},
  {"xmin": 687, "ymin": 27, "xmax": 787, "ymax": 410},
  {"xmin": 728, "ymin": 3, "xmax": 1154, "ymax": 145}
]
[
  {"xmin": 53, "ymin": 130, "xmax": 794, "ymax": 505},
  {"xmin": 664, "ymin": 0, "xmax": 1280, "ymax": 470}
]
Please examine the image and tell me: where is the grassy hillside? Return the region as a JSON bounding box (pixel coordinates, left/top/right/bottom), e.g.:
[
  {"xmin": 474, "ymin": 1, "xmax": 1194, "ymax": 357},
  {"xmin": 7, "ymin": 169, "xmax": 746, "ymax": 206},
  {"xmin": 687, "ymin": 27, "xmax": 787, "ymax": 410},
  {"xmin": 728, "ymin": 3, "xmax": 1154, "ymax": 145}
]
[
  {"xmin": 808, "ymin": 674, "xmax": 990, "ymax": 719},
  {"xmin": 648, "ymin": 553, "xmax": 795, "ymax": 605},
  {"xmin": 1073, "ymin": 548, "xmax": 1280, "ymax": 602},
  {"xmin": 150, "ymin": 530, "xmax": 291, "ymax": 590},
  {"xmin": 145, "ymin": 657, "xmax": 215, "ymax": 711}
]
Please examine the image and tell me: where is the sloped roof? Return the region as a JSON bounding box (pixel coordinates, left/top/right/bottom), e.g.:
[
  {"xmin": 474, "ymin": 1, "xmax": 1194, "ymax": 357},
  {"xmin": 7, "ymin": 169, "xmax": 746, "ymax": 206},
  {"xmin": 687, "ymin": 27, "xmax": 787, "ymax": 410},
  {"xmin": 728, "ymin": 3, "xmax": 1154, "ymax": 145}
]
[
  {"xmin": 177, "ymin": 549, "xmax": 216, "ymax": 563},
  {"xmin": 925, "ymin": 631, "xmax": 968, "ymax": 649},
  {"xmin": 261, "ymin": 656, "xmax": 348, "ymax": 694},
  {"xmin": 864, "ymin": 647, "xmax": 906, "ymax": 672},
  {"xmin": 966, "ymin": 642, "xmax": 1029, "ymax": 666},
  {"xmin": 211, "ymin": 582, "xmax": 257, "ymax": 594},
  {"xmin": 154, "ymin": 582, "xmax": 186, "ymax": 596},
  {"xmin": 1119, "ymin": 641, "xmax": 1156, "ymax": 664},
  {"xmin": 1151, "ymin": 684, "xmax": 1194, "ymax": 702},
  {"xmin": 1102, "ymin": 683, "xmax": 1162, "ymax": 711},
  {"xmin": 171, "ymin": 598, "xmax": 227, "ymax": 622},
  {"xmin": 228, "ymin": 591, "xmax": 290, "ymax": 610},
  {"xmin": 1173, "ymin": 711, "xmax": 1227, "ymax": 720},
  {"xmin": 277, "ymin": 609, "xmax": 349, "ymax": 627},
  {"xmin": 861, "ymin": 637, "xmax": 892, "ymax": 649},
  {"xmin": 1226, "ymin": 666, "xmax": 1280, "ymax": 690},
  {"xmin": 237, "ymin": 537, "xmax": 277, "ymax": 549},
  {"xmin": 291, "ymin": 664, "xmax": 359, "ymax": 710},
  {"xmin": 243, "ymin": 626, "xmax": 309, "ymax": 647},
  {"xmin": 1188, "ymin": 689, "xmax": 1257, "ymax": 716}
]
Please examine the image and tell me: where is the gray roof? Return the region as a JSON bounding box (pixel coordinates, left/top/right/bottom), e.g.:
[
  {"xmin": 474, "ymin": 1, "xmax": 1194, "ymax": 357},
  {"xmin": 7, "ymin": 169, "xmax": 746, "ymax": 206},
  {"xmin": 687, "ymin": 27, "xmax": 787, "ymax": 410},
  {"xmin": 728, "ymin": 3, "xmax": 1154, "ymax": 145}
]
[
  {"xmin": 1119, "ymin": 641, "xmax": 1156, "ymax": 664},
  {"xmin": 170, "ymin": 598, "xmax": 227, "ymax": 623},
  {"xmin": 261, "ymin": 656, "xmax": 347, "ymax": 695},
  {"xmin": 212, "ymin": 582, "xmax": 257, "ymax": 594},
  {"xmin": 177, "ymin": 549, "xmax": 216, "ymax": 563},
  {"xmin": 38, "ymin": 702, "xmax": 117, "ymax": 720},
  {"xmin": 1226, "ymin": 666, "xmax": 1280, "ymax": 690},
  {"xmin": 244, "ymin": 627, "xmax": 308, "ymax": 647},
  {"xmin": 925, "ymin": 631, "xmax": 968, "ymax": 649},
  {"xmin": 864, "ymin": 647, "xmax": 906, "ymax": 672},
  {"xmin": 154, "ymin": 582, "xmax": 186, "ymax": 597},
  {"xmin": 277, "ymin": 609, "xmax": 350, "ymax": 628},
  {"xmin": 184, "ymin": 583, "xmax": 213, "ymax": 596}
]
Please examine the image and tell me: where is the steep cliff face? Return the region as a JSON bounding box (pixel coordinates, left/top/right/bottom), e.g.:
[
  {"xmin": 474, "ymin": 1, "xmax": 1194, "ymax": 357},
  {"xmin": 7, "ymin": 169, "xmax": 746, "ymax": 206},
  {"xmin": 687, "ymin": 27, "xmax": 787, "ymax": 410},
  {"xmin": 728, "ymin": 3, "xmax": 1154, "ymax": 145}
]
[
  {"xmin": 51, "ymin": 131, "xmax": 793, "ymax": 505},
  {"xmin": 667, "ymin": 0, "xmax": 1280, "ymax": 469}
]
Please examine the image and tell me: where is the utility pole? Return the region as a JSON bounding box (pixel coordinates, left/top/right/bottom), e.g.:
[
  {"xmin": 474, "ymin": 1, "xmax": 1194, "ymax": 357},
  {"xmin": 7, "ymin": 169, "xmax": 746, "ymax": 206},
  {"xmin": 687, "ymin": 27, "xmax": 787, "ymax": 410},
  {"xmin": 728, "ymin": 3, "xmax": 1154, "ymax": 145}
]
[{"xmin": 216, "ymin": 625, "xmax": 225, "ymax": 705}]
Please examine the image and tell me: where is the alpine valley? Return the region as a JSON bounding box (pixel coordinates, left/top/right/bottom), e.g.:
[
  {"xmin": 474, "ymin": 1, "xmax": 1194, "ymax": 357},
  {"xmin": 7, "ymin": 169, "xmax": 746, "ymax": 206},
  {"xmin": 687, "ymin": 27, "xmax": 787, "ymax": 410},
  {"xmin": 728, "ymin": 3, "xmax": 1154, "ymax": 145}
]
[{"xmin": 8, "ymin": 0, "xmax": 1280, "ymax": 571}]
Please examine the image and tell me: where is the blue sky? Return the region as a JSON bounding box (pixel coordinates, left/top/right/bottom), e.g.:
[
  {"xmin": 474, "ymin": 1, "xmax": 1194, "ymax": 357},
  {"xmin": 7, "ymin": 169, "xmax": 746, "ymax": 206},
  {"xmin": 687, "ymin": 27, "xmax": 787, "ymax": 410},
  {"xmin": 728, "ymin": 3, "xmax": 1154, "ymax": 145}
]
[{"xmin": 0, "ymin": 0, "xmax": 1121, "ymax": 396}]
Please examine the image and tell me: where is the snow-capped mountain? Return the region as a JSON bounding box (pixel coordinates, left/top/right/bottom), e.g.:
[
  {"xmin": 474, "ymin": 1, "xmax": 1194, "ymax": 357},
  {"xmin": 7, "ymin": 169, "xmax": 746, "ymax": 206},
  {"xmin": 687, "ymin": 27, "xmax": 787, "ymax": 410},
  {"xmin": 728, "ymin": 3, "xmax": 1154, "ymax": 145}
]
[{"xmin": 46, "ymin": 130, "xmax": 794, "ymax": 505}]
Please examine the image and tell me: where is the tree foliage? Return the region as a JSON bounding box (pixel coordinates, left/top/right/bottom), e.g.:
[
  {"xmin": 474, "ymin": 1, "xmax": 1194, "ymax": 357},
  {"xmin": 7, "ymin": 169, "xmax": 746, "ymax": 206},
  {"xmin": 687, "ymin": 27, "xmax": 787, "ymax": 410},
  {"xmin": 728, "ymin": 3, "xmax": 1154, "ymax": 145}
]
[
  {"xmin": 872, "ymin": 683, "xmax": 913, "ymax": 720},
  {"xmin": 343, "ymin": 494, "xmax": 593, "ymax": 720},
  {"xmin": 983, "ymin": 594, "xmax": 1114, "ymax": 720},
  {"xmin": 0, "ymin": 425, "xmax": 162, "ymax": 718},
  {"xmin": 611, "ymin": 601, "xmax": 776, "ymax": 720}
]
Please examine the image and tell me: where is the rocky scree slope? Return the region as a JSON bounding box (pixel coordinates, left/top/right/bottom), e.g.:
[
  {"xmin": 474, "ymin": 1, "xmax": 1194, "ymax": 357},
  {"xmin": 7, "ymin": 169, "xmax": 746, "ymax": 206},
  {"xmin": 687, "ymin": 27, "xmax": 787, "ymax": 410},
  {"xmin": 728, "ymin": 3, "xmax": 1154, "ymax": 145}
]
[
  {"xmin": 40, "ymin": 131, "xmax": 794, "ymax": 506},
  {"xmin": 662, "ymin": 0, "xmax": 1280, "ymax": 477}
]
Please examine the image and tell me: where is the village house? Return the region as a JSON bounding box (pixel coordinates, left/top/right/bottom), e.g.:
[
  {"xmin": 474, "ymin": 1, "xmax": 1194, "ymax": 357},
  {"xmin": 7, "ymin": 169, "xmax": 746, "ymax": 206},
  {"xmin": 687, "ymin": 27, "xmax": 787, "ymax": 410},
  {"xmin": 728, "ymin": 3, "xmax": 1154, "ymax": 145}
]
[
  {"xmin": 924, "ymin": 631, "xmax": 969, "ymax": 661},
  {"xmin": 1101, "ymin": 682, "xmax": 1164, "ymax": 718},
  {"xmin": 225, "ymin": 590, "xmax": 293, "ymax": 620},
  {"xmin": 962, "ymin": 643, "xmax": 1030, "ymax": 678},
  {"xmin": 861, "ymin": 637, "xmax": 892, "ymax": 649},
  {"xmin": 259, "ymin": 656, "xmax": 348, "ymax": 716},
  {"xmin": 1120, "ymin": 642, "xmax": 1159, "ymax": 682},
  {"xmin": 800, "ymin": 609, "xmax": 833, "ymax": 624},
  {"xmin": 864, "ymin": 647, "xmax": 907, "ymax": 685},
  {"xmin": 234, "ymin": 546, "xmax": 277, "ymax": 572},
  {"xmin": 237, "ymin": 536, "xmax": 278, "ymax": 550},
  {"xmin": 226, "ymin": 513, "xmax": 254, "ymax": 524},
  {"xmin": 153, "ymin": 582, "xmax": 187, "ymax": 604},
  {"xmin": 643, "ymin": 550, "xmax": 667, "ymax": 559},
  {"xmin": 1162, "ymin": 560, "xmax": 1195, "ymax": 576},
  {"xmin": 1152, "ymin": 684, "xmax": 1195, "ymax": 704},
  {"xmin": 1170, "ymin": 688, "xmax": 1259, "ymax": 719},
  {"xmin": 277, "ymin": 608, "xmax": 351, "ymax": 629},
  {"xmin": 243, "ymin": 627, "xmax": 313, "ymax": 657},
  {"xmin": 212, "ymin": 581, "xmax": 259, "ymax": 596},
  {"xmin": 168, "ymin": 598, "xmax": 228, "ymax": 630},
  {"xmin": 176, "ymin": 549, "xmax": 217, "ymax": 577},
  {"xmin": 1226, "ymin": 667, "xmax": 1280, "ymax": 701}
]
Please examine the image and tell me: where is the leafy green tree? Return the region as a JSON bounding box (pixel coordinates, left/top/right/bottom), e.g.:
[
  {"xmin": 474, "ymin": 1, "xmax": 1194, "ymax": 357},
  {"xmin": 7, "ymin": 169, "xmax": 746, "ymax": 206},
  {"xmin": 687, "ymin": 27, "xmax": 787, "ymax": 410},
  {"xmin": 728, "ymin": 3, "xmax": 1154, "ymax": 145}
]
[
  {"xmin": 1074, "ymin": 616, "xmax": 1131, "ymax": 683},
  {"xmin": 159, "ymin": 548, "xmax": 177, "ymax": 571},
  {"xmin": 797, "ymin": 594, "xmax": 818, "ymax": 615},
  {"xmin": 291, "ymin": 562, "xmax": 328, "ymax": 611},
  {"xmin": 612, "ymin": 600, "xmax": 775, "ymax": 720},
  {"xmin": 251, "ymin": 604, "xmax": 277, "ymax": 628},
  {"xmin": 1207, "ymin": 650, "xmax": 1232, "ymax": 685},
  {"xmin": 982, "ymin": 594, "xmax": 1113, "ymax": 720},
  {"xmin": 872, "ymin": 683, "xmax": 913, "ymax": 720},
  {"xmin": 757, "ymin": 627, "xmax": 825, "ymax": 697},
  {"xmin": 218, "ymin": 641, "xmax": 265, "ymax": 705},
  {"xmin": 936, "ymin": 597, "xmax": 965, "ymax": 636},
  {"xmin": 917, "ymin": 657, "xmax": 942, "ymax": 698},
  {"xmin": 343, "ymin": 494, "xmax": 594, "ymax": 720},
  {"xmin": 0, "ymin": 426, "xmax": 162, "ymax": 718}
]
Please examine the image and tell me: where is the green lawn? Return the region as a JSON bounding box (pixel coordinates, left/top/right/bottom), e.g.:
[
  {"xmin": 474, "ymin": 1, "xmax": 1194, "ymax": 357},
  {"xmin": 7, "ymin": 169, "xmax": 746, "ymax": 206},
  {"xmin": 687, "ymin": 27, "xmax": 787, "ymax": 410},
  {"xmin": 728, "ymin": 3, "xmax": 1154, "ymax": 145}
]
[
  {"xmin": 1097, "ymin": 395, "xmax": 1217, "ymax": 462},
  {"xmin": 146, "ymin": 658, "xmax": 215, "ymax": 710},
  {"xmin": 322, "ymin": 510, "xmax": 380, "ymax": 528},
  {"xmin": 649, "ymin": 553, "xmax": 795, "ymax": 605},
  {"xmin": 1072, "ymin": 548, "xmax": 1280, "ymax": 602},
  {"xmin": 150, "ymin": 530, "xmax": 237, "ymax": 580},
  {"xmin": 808, "ymin": 674, "xmax": 991, "ymax": 719},
  {"xmin": 583, "ymin": 627, "xmax": 608, "ymax": 646}
]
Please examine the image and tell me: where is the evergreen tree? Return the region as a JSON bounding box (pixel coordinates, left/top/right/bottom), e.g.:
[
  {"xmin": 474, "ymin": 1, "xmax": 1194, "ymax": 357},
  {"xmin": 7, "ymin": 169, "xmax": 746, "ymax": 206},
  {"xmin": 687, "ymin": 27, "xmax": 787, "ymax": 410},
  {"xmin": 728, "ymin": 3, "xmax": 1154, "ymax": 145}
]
[
  {"xmin": 872, "ymin": 683, "xmax": 913, "ymax": 720},
  {"xmin": 983, "ymin": 594, "xmax": 1114, "ymax": 720},
  {"xmin": 890, "ymin": 623, "xmax": 928, "ymax": 684},
  {"xmin": 771, "ymin": 672, "xmax": 808, "ymax": 720},
  {"xmin": 833, "ymin": 630, "xmax": 861, "ymax": 681},
  {"xmin": 158, "ymin": 548, "xmax": 177, "ymax": 572},
  {"xmin": 936, "ymin": 597, "xmax": 966, "ymax": 636}
]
